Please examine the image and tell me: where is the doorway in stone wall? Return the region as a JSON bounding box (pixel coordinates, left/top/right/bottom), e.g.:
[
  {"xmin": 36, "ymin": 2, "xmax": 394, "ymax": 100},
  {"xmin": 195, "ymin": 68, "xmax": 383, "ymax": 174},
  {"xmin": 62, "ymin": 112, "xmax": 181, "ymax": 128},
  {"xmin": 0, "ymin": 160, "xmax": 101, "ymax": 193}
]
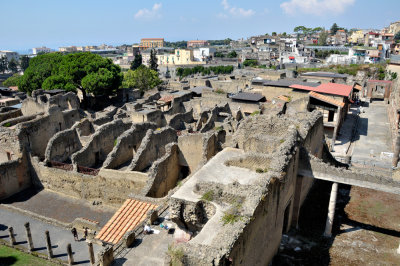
[{"xmin": 282, "ymin": 201, "xmax": 291, "ymax": 234}]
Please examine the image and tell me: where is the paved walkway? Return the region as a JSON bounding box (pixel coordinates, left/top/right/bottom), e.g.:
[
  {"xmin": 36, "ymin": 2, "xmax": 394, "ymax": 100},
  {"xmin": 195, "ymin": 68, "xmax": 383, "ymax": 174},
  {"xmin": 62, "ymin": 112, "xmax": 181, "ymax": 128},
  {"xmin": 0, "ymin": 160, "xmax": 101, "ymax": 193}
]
[
  {"xmin": 0, "ymin": 207, "xmax": 102, "ymax": 265},
  {"xmin": 331, "ymin": 105, "xmax": 359, "ymax": 157},
  {"xmin": 1, "ymin": 188, "xmax": 116, "ymax": 227},
  {"xmin": 351, "ymin": 101, "xmax": 393, "ymax": 169}
]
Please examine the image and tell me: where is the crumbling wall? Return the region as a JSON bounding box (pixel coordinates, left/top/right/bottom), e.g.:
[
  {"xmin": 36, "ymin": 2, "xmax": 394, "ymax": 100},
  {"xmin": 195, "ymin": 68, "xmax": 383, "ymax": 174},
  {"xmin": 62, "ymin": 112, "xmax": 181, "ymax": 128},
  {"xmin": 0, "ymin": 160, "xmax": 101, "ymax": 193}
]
[
  {"xmin": 32, "ymin": 158, "xmax": 148, "ymax": 206},
  {"xmin": 103, "ymin": 123, "xmax": 157, "ymax": 169},
  {"xmin": 143, "ymin": 143, "xmax": 181, "ymax": 198},
  {"xmin": 17, "ymin": 108, "xmax": 80, "ymax": 160},
  {"xmin": 0, "ymin": 154, "xmax": 30, "ymax": 200},
  {"xmin": 168, "ymin": 109, "xmax": 194, "ymax": 130},
  {"xmin": 44, "ymin": 128, "xmax": 82, "ymax": 163},
  {"xmin": 0, "ymin": 109, "xmax": 22, "ymax": 123},
  {"xmin": 21, "ymin": 91, "xmax": 80, "ymax": 116},
  {"xmin": 73, "ymin": 118, "xmax": 94, "ymax": 137},
  {"xmin": 128, "ymin": 127, "xmax": 177, "ymax": 171},
  {"xmin": 71, "ymin": 119, "xmax": 132, "ymax": 168}
]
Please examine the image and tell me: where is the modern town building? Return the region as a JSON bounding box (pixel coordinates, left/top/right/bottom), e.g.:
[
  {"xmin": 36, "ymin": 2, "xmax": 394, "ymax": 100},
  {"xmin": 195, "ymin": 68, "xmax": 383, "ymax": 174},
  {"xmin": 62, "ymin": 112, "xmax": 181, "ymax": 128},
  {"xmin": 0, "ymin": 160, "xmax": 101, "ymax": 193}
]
[
  {"xmin": 0, "ymin": 50, "xmax": 19, "ymax": 61},
  {"xmin": 32, "ymin": 47, "xmax": 52, "ymax": 55},
  {"xmin": 140, "ymin": 38, "xmax": 164, "ymax": 49},
  {"xmin": 187, "ymin": 40, "xmax": 209, "ymax": 48}
]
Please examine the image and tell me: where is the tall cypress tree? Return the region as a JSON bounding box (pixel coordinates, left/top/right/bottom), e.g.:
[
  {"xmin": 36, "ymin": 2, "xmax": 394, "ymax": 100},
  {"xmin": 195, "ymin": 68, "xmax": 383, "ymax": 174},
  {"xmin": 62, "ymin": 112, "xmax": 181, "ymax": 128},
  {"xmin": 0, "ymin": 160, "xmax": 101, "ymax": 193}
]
[{"xmin": 150, "ymin": 49, "xmax": 158, "ymax": 72}]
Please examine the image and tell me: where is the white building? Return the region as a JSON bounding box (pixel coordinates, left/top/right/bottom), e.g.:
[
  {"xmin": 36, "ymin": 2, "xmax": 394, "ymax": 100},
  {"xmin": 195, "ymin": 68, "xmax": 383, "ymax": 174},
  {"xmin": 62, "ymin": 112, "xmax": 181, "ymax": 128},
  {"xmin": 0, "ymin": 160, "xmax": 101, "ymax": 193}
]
[
  {"xmin": 193, "ymin": 47, "xmax": 216, "ymax": 62},
  {"xmin": 0, "ymin": 50, "xmax": 19, "ymax": 62},
  {"xmin": 32, "ymin": 46, "xmax": 51, "ymax": 55}
]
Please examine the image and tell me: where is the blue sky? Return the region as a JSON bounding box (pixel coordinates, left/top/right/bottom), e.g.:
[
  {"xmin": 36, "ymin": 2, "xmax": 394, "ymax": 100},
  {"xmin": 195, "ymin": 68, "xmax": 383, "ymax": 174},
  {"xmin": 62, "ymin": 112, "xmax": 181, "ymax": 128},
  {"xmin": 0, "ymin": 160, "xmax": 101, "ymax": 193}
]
[{"xmin": 1, "ymin": 0, "xmax": 399, "ymax": 52}]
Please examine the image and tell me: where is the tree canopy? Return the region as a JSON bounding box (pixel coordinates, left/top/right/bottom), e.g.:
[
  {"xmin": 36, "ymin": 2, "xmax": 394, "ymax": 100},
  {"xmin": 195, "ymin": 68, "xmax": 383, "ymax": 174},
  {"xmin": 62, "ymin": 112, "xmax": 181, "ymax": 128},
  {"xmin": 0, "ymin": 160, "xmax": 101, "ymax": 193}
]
[
  {"xmin": 3, "ymin": 73, "xmax": 21, "ymax": 87},
  {"xmin": 0, "ymin": 56, "xmax": 8, "ymax": 74},
  {"xmin": 122, "ymin": 65, "xmax": 161, "ymax": 92},
  {"xmin": 18, "ymin": 52, "xmax": 122, "ymax": 97},
  {"xmin": 8, "ymin": 58, "xmax": 18, "ymax": 73},
  {"xmin": 330, "ymin": 23, "xmax": 339, "ymax": 35},
  {"xmin": 149, "ymin": 49, "xmax": 158, "ymax": 72},
  {"xmin": 20, "ymin": 55, "xmax": 30, "ymax": 71},
  {"xmin": 130, "ymin": 53, "xmax": 142, "ymax": 70}
]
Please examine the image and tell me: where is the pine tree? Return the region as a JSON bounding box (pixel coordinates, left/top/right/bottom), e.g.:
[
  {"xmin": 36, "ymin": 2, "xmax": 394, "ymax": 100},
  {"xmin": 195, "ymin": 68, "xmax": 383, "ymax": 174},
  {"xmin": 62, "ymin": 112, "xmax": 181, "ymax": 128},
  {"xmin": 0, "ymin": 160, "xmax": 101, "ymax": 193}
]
[
  {"xmin": 330, "ymin": 23, "xmax": 339, "ymax": 35},
  {"xmin": 8, "ymin": 58, "xmax": 18, "ymax": 73}
]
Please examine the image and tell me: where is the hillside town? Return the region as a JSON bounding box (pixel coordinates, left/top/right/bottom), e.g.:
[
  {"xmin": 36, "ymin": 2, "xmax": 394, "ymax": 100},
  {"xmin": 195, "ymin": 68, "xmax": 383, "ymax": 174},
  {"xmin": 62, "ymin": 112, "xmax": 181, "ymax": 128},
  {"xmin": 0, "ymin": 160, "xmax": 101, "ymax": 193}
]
[{"xmin": 2, "ymin": 2, "xmax": 400, "ymax": 265}]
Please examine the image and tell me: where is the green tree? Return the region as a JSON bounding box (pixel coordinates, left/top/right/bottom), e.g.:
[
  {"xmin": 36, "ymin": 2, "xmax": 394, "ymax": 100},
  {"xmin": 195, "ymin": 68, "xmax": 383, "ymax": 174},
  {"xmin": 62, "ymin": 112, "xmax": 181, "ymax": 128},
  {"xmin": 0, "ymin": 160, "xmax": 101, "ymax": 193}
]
[
  {"xmin": 18, "ymin": 53, "xmax": 63, "ymax": 93},
  {"xmin": 318, "ymin": 29, "xmax": 329, "ymax": 46},
  {"xmin": 149, "ymin": 49, "xmax": 158, "ymax": 72},
  {"xmin": 3, "ymin": 73, "xmax": 22, "ymax": 87},
  {"xmin": 18, "ymin": 52, "xmax": 122, "ymax": 99},
  {"xmin": 0, "ymin": 56, "xmax": 8, "ymax": 73},
  {"xmin": 227, "ymin": 51, "xmax": 237, "ymax": 58},
  {"xmin": 282, "ymin": 32, "xmax": 287, "ymax": 36},
  {"xmin": 330, "ymin": 23, "xmax": 339, "ymax": 35},
  {"xmin": 130, "ymin": 53, "xmax": 142, "ymax": 70},
  {"xmin": 20, "ymin": 55, "xmax": 30, "ymax": 71},
  {"xmin": 122, "ymin": 65, "xmax": 161, "ymax": 92},
  {"xmin": 272, "ymin": 32, "xmax": 277, "ymax": 36},
  {"xmin": 395, "ymin": 31, "xmax": 400, "ymax": 42},
  {"xmin": 294, "ymin": 26, "xmax": 307, "ymax": 34},
  {"xmin": 214, "ymin": 52, "xmax": 224, "ymax": 58},
  {"xmin": 8, "ymin": 58, "xmax": 18, "ymax": 73}
]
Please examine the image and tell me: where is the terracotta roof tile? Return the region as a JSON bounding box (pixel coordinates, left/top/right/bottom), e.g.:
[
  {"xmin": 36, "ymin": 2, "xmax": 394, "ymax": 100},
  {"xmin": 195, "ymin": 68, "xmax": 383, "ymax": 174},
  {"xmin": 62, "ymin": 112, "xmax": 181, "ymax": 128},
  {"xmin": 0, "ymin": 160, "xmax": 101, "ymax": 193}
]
[
  {"xmin": 290, "ymin": 83, "xmax": 352, "ymax": 97},
  {"xmin": 159, "ymin": 95, "xmax": 174, "ymax": 103},
  {"xmin": 309, "ymin": 91, "xmax": 345, "ymax": 108},
  {"xmin": 96, "ymin": 199, "xmax": 157, "ymax": 244}
]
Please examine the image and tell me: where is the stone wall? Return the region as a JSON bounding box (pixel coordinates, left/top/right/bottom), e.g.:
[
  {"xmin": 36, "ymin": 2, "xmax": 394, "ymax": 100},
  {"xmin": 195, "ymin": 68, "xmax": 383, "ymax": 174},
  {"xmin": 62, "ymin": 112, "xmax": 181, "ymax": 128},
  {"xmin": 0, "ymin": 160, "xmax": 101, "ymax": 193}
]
[
  {"xmin": 143, "ymin": 143, "xmax": 181, "ymax": 198},
  {"xmin": 168, "ymin": 109, "xmax": 194, "ymax": 130},
  {"xmin": 102, "ymin": 123, "xmax": 157, "ymax": 169},
  {"xmin": 71, "ymin": 119, "xmax": 132, "ymax": 168},
  {"xmin": 44, "ymin": 128, "xmax": 82, "ymax": 163},
  {"xmin": 0, "ymin": 154, "xmax": 30, "ymax": 200},
  {"xmin": 128, "ymin": 127, "xmax": 177, "ymax": 171},
  {"xmin": 32, "ymin": 158, "xmax": 148, "ymax": 206},
  {"xmin": 0, "ymin": 109, "xmax": 22, "ymax": 123}
]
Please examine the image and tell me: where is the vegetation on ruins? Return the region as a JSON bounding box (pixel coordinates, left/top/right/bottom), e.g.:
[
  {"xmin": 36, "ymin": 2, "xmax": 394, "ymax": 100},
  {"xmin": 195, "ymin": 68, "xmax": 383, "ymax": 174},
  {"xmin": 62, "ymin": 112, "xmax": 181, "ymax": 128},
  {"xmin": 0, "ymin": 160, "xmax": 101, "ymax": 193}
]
[
  {"xmin": 243, "ymin": 59, "xmax": 258, "ymax": 67},
  {"xmin": 122, "ymin": 65, "xmax": 161, "ymax": 93},
  {"xmin": 214, "ymin": 88, "xmax": 225, "ymax": 94},
  {"xmin": 214, "ymin": 52, "xmax": 224, "ymax": 58},
  {"xmin": 250, "ymin": 110, "xmax": 260, "ymax": 116},
  {"xmin": 175, "ymin": 65, "xmax": 233, "ymax": 78},
  {"xmin": 18, "ymin": 52, "xmax": 123, "ymax": 101},
  {"xmin": 167, "ymin": 244, "xmax": 184, "ymax": 266},
  {"xmin": 201, "ymin": 190, "xmax": 214, "ymax": 202},
  {"xmin": 0, "ymin": 245, "xmax": 57, "ymax": 266},
  {"xmin": 297, "ymin": 64, "xmax": 371, "ymax": 76},
  {"xmin": 130, "ymin": 53, "xmax": 142, "ymax": 71},
  {"xmin": 222, "ymin": 203, "xmax": 243, "ymax": 225},
  {"xmin": 3, "ymin": 73, "xmax": 22, "ymax": 87}
]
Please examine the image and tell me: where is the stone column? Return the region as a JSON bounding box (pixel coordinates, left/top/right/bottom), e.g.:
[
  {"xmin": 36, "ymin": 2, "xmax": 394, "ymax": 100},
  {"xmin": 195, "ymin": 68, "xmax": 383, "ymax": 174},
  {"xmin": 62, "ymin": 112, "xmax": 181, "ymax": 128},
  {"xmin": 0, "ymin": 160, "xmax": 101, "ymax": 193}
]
[
  {"xmin": 8, "ymin": 227, "xmax": 16, "ymax": 246},
  {"xmin": 330, "ymin": 107, "xmax": 341, "ymax": 152},
  {"xmin": 67, "ymin": 243, "xmax": 74, "ymax": 265},
  {"xmin": 88, "ymin": 242, "xmax": 95, "ymax": 265},
  {"xmin": 24, "ymin": 222, "xmax": 34, "ymax": 251},
  {"xmin": 45, "ymin": 230, "xmax": 53, "ymax": 259},
  {"xmin": 392, "ymin": 130, "xmax": 400, "ymax": 168},
  {"xmin": 324, "ymin": 182, "xmax": 338, "ymax": 237}
]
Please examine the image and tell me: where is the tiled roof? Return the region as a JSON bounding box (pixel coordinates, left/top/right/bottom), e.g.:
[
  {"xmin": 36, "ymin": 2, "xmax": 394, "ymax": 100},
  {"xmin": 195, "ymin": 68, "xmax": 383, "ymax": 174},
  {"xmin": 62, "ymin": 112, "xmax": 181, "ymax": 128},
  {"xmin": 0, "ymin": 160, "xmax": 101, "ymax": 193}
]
[
  {"xmin": 309, "ymin": 91, "xmax": 345, "ymax": 108},
  {"xmin": 96, "ymin": 199, "xmax": 157, "ymax": 244},
  {"xmin": 159, "ymin": 95, "xmax": 174, "ymax": 103},
  {"xmin": 231, "ymin": 92, "xmax": 266, "ymax": 102},
  {"xmin": 290, "ymin": 83, "xmax": 352, "ymax": 97},
  {"xmin": 367, "ymin": 79, "xmax": 392, "ymax": 84}
]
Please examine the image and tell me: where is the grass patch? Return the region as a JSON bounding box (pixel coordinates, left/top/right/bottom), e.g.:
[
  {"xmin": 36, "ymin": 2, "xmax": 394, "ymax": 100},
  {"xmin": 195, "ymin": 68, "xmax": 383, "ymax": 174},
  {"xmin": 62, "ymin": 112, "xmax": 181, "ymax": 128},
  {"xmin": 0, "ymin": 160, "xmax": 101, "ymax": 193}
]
[
  {"xmin": 214, "ymin": 126, "xmax": 223, "ymax": 132},
  {"xmin": 214, "ymin": 89, "xmax": 225, "ymax": 94},
  {"xmin": 3, "ymin": 122, "xmax": 11, "ymax": 127},
  {"xmin": 250, "ymin": 110, "xmax": 260, "ymax": 116},
  {"xmin": 114, "ymin": 138, "xmax": 118, "ymax": 147},
  {"xmin": 0, "ymin": 245, "xmax": 57, "ymax": 265},
  {"xmin": 222, "ymin": 198, "xmax": 244, "ymax": 225},
  {"xmin": 167, "ymin": 244, "xmax": 184, "ymax": 266},
  {"xmin": 280, "ymin": 139, "xmax": 285, "ymax": 144},
  {"xmin": 201, "ymin": 190, "xmax": 214, "ymax": 202}
]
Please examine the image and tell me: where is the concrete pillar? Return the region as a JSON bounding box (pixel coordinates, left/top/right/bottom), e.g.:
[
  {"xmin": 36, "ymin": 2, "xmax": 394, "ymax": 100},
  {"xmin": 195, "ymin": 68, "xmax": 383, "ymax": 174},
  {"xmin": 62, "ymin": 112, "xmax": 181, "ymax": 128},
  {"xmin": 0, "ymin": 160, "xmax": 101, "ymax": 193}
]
[
  {"xmin": 24, "ymin": 222, "xmax": 34, "ymax": 251},
  {"xmin": 67, "ymin": 243, "xmax": 74, "ymax": 265},
  {"xmin": 45, "ymin": 230, "xmax": 53, "ymax": 259},
  {"xmin": 330, "ymin": 107, "xmax": 341, "ymax": 152},
  {"xmin": 392, "ymin": 130, "xmax": 400, "ymax": 168},
  {"xmin": 88, "ymin": 242, "xmax": 95, "ymax": 265},
  {"xmin": 324, "ymin": 182, "xmax": 338, "ymax": 237},
  {"xmin": 8, "ymin": 227, "xmax": 16, "ymax": 246}
]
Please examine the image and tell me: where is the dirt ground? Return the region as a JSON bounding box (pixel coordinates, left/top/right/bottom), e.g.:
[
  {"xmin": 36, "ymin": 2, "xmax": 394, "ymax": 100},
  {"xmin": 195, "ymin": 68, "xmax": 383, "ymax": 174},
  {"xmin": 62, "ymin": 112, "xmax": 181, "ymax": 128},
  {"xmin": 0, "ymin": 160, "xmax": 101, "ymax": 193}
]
[{"xmin": 272, "ymin": 180, "xmax": 400, "ymax": 266}]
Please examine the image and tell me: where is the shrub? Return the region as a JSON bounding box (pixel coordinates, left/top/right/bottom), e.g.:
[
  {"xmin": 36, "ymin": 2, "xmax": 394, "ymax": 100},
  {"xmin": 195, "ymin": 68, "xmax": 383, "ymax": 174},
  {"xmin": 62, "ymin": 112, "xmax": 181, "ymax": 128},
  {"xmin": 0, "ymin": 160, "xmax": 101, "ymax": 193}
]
[
  {"xmin": 167, "ymin": 244, "xmax": 184, "ymax": 266},
  {"xmin": 243, "ymin": 59, "xmax": 258, "ymax": 67},
  {"xmin": 250, "ymin": 110, "xmax": 260, "ymax": 116},
  {"xmin": 3, "ymin": 122, "xmax": 11, "ymax": 127}
]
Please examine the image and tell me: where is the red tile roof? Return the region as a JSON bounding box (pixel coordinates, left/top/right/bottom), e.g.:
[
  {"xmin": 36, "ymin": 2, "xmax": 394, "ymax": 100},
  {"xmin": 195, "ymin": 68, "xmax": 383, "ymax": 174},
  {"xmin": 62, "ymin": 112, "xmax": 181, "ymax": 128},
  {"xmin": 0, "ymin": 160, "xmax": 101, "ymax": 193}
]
[
  {"xmin": 96, "ymin": 199, "xmax": 157, "ymax": 244},
  {"xmin": 290, "ymin": 83, "xmax": 353, "ymax": 97},
  {"xmin": 309, "ymin": 91, "xmax": 345, "ymax": 108},
  {"xmin": 367, "ymin": 80, "xmax": 392, "ymax": 84},
  {"xmin": 159, "ymin": 95, "xmax": 174, "ymax": 103}
]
